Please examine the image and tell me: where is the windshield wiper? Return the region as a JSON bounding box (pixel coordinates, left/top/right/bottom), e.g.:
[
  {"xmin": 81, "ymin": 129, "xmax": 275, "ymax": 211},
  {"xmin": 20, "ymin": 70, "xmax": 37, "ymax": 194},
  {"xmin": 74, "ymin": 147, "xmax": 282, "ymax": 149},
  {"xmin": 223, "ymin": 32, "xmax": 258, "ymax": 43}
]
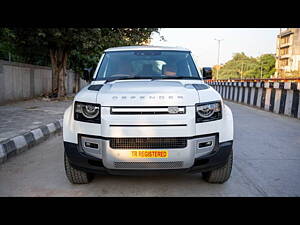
[
  {"xmin": 159, "ymin": 76, "xmax": 200, "ymax": 80},
  {"xmin": 104, "ymin": 76, "xmax": 155, "ymax": 84},
  {"xmin": 104, "ymin": 76, "xmax": 200, "ymax": 84}
]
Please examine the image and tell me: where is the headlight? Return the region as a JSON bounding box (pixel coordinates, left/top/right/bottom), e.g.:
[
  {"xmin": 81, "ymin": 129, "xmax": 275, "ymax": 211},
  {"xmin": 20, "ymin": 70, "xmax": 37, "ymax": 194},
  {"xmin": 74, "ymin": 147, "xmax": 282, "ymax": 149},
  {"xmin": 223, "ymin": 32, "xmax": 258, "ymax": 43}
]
[
  {"xmin": 196, "ymin": 101, "xmax": 222, "ymax": 123},
  {"xmin": 74, "ymin": 101, "xmax": 100, "ymax": 123}
]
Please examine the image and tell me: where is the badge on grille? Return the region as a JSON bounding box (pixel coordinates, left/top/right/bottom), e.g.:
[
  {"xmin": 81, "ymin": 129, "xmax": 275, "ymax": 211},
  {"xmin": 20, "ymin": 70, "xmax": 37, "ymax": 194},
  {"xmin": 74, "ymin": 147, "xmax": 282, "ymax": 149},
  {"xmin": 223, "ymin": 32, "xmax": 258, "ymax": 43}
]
[{"xmin": 168, "ymin": 106, "xmax": 180, "ymax": 114}]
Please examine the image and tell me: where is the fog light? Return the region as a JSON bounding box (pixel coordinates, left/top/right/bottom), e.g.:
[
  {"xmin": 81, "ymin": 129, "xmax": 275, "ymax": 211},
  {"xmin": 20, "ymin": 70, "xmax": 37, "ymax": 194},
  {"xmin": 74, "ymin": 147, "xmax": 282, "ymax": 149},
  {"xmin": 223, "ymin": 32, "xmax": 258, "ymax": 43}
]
[
  {"xmin": 85, "ymin": 142, "xmax": 98, "ymax": 149},
  {"xmin": 198, "ymin": 141, "xmax": 212, "ymax": 148}
]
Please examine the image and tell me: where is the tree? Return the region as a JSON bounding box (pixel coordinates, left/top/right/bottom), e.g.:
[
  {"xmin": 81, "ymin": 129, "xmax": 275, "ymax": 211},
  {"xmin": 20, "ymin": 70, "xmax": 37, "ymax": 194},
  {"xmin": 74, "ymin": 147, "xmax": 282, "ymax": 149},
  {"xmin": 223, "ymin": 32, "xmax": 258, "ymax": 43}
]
[
  {"xmin": 68, "ymin": 28, "xmax": 159, "ymax": 92},
  {"xmin": 216, "ymin": 52, "xmax": 275, "ymax": 80},
  {"xmin": 258, "ymin": 54, "xmax": 276, "ymax": 78},
  {"xmin": 0, "ymin": 28, "xmax": 50, "ymax": 65},
  {"xmin": 0, "ymin": 28, "xmax": 159, "ymax": 97}
]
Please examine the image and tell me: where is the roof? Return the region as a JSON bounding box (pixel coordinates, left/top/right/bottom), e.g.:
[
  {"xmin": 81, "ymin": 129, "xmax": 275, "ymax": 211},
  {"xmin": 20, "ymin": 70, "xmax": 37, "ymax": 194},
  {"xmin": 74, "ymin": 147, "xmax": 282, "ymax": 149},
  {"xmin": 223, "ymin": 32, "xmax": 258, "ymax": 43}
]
[
  {"xmin": 278, "ymin": 29, "xmax": 294, "ymax": 38},
  {"xmin": 105, "ymin": 45, "xmax": 191, "ymax": 52},
  {"xmin": 279, "ymin": 30, "xmax": 293, "ymax": 38}
]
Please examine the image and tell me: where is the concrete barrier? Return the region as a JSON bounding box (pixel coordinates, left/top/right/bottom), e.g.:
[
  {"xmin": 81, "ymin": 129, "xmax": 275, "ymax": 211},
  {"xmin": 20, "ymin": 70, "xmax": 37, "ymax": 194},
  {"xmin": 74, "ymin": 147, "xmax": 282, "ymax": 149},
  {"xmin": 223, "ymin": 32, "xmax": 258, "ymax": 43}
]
[
  {"xmin": 207, "ymin": 81, "xmax": 300, "ymax": 119},
  {"xmin": 0, "ymin": 119, "xmax": 63, "ymax": 164},
  {"xmin": 0, "ymin": 60, "xmax": 88, "ymax": 105}
]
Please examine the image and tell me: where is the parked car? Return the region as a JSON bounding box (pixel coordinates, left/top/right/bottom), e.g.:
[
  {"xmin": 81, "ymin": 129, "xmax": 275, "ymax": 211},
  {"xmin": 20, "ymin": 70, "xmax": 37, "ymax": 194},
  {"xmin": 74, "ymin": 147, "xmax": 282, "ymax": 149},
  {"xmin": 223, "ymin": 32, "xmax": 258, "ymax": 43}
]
[{"xmin": 63, "ymin": 46, "xmax": 234, "ymax": 184}]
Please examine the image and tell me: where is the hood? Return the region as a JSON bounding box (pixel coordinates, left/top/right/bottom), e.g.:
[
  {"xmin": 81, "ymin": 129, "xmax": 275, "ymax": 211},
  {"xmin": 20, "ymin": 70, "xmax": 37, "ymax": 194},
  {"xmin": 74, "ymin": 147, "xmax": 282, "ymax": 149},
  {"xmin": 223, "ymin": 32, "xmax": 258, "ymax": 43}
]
[
  {"xmin": 75, "ymin": 80, "xmax": 220, "ymax": 106},
  {"xmin": 99, "ymin": 80, "xmax": 200, "ymax": 106}
]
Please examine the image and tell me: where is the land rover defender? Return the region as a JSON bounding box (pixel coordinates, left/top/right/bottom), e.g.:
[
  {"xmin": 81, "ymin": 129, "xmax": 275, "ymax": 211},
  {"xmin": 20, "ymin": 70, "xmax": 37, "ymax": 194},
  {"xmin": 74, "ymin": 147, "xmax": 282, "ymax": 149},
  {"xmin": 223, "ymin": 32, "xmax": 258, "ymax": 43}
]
[{"xmin": 63, "ymin": 46, "xmax": 233, "ymax": 184}]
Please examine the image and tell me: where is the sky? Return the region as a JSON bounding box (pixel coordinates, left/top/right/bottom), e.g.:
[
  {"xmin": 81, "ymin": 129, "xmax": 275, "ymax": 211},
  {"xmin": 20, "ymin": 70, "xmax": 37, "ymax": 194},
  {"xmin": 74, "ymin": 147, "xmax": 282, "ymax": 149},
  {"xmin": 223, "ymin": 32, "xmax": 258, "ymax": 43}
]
[{"xmin": 150, "ymin": 28, "xmax": 280, "ymax": 67}]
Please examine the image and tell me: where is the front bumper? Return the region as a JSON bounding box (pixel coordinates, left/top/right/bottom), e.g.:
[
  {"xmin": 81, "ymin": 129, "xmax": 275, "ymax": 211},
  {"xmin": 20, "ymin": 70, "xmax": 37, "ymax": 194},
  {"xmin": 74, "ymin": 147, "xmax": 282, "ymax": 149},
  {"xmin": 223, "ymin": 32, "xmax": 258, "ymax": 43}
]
[{"xmin": 64, "ymin": 134, "xmax": 233, "ymax": 175}]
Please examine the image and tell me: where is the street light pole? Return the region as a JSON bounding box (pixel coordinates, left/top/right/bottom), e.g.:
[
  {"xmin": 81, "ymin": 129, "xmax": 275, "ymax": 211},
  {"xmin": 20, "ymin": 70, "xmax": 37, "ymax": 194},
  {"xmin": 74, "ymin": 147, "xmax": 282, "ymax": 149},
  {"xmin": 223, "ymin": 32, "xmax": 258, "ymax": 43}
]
[
  {"xmin": 241, "ymin": 61, "xmax": 244, "ymax": 79},
  {"xmin": 276, "ymin": 28, "xmax": 282, "ymax": 78},
  {"xmin": 214, "ymin": 38, "xmax": 223, "ymax": 80},
  {"xmin": 260, "ymin": 60, "xmax": 263, "ymax": 79}
]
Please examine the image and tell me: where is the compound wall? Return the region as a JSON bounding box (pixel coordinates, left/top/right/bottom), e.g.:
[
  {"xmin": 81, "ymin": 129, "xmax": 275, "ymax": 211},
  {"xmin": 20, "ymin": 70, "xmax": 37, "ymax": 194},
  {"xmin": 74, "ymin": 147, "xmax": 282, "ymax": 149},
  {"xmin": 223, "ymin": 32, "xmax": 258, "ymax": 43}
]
[{"xmin": 0, "ymin": 60, "xmax": 88, "ymax": 105}]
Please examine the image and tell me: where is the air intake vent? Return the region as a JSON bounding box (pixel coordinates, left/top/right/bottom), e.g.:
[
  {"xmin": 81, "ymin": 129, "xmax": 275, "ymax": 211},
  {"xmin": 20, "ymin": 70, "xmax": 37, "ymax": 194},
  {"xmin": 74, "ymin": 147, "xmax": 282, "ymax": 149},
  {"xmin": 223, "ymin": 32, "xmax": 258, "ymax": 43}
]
[
  {"xmin": 88, "ymin": 85, "xmax": 103, "ymax": 91},
  {"xmin": 110, "ymin": 137, "xmax": 188, "ymax": 149},
  {"xmin": 114, "ymin": 161, "xmax": 184, "ymax": 169}
]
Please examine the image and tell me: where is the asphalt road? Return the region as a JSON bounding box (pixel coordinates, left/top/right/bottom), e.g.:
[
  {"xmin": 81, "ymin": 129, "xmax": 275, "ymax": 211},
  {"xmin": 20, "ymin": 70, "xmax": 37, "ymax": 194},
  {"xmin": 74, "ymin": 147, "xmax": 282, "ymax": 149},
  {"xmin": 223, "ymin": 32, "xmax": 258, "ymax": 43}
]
[{"xmin": 0, "ymin": 101, "xmax": 300, "ymax": 197}]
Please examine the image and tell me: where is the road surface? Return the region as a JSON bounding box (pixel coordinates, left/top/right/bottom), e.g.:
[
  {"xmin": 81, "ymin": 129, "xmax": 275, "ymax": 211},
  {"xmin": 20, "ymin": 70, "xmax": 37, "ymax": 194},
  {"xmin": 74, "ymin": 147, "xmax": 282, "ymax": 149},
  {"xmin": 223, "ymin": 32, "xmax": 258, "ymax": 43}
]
[{"xmin": 0, "ymin": 101, "xmax": 299, "ymax": 196}]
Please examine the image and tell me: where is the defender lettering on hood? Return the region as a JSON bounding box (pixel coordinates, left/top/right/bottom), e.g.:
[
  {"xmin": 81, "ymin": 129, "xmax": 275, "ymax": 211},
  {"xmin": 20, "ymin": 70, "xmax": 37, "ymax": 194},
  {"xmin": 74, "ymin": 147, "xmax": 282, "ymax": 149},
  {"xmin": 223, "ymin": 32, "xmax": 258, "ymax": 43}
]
[{"xmin": 96, "ymin": 80, "xmax": 199, "ymax": 106}]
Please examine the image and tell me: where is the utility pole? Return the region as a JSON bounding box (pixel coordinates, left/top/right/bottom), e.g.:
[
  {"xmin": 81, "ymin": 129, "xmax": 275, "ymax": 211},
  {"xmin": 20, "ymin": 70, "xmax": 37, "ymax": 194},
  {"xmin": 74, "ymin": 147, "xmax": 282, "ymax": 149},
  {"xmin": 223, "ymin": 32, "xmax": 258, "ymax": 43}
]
[
  {"xmin": 276, "ymin": 28, "xmax": 282, "ymax": 78},
  {"xmin": 260, "ymin": 60, "xmax": 263, "ymax": 79},
  {"xmin": 214, "ymin": 38, "xmax": 223, "ymax": 80},
  {"xmin": 241, "ymin": 61, "xmax": 244, "ymax": 79}
]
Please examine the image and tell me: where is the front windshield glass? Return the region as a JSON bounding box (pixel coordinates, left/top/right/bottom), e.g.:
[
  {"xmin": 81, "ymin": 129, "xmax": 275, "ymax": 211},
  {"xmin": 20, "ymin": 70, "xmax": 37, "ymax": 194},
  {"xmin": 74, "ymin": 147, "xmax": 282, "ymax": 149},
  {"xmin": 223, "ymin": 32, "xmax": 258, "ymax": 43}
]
[{"xmin": 95, "ymin": 50, "xmax": 201, "ymax": 81}]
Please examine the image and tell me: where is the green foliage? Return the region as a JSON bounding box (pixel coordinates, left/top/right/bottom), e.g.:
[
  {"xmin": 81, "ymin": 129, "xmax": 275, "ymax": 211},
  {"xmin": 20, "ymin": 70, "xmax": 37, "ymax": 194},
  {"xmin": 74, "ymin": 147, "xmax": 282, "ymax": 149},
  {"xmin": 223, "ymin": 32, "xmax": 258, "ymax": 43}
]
[
  {"xmin": 258, "ymin": 54, "xmax": 276, "ymax": 78},
  {"xmin": 68, "ymin": 28, "xmax": 159, "ymax": 77},
  {"xmin": 216, "ymin": 52, "xmax": 276, "ymax": 79},
  {"xmin": 0, "ymin": 28, "xmax": 159, "ymax": 96},
  {"xmin": 0, "ymin": 28, "xmax": 159, "ymax": 74}
]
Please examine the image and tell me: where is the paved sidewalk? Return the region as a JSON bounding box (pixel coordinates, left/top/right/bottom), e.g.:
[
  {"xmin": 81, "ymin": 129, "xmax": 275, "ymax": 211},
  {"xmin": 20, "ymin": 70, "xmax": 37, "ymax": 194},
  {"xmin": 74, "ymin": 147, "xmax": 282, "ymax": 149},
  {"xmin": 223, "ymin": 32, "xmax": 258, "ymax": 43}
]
[{"xmin": 0, "ymin": 98, "xmax": 73, "ymax": 142}]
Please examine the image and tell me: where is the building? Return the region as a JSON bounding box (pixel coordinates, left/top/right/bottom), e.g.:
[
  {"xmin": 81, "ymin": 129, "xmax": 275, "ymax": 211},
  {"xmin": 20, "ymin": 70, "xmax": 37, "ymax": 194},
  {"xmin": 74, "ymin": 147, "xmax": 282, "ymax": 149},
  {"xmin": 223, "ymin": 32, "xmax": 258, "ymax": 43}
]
[{"xmin": 275, "ymin": 28, "xmax": 300, "ymax": 78}]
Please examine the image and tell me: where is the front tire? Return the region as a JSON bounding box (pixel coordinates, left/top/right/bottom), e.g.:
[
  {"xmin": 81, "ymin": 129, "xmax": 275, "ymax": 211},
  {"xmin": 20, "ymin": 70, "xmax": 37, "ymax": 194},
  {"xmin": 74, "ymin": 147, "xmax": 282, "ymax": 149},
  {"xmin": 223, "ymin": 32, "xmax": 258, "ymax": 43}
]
[
  {"xmin": 202, "ymin": 150, "xmax": 233, "ymax": 184},
  {"xmin": 64, "ymin": 153, "xmax": 94, "ymax": 184}
]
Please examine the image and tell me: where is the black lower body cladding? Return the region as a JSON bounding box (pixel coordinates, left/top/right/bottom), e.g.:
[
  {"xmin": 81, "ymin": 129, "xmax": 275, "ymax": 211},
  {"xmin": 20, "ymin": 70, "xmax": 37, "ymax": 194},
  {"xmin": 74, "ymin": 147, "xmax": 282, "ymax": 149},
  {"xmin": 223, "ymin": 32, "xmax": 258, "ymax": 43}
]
[{"xmin": 64, "ymin": 139, "xmax": 233, "ymax": 176}]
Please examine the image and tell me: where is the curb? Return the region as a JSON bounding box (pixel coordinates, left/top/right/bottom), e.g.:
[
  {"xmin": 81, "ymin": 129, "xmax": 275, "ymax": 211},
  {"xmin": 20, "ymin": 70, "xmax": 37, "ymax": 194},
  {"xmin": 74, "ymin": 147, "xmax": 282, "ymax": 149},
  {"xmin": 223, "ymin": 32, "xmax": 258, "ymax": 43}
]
[{"xmin": 0, "ymin": 119, "xmax": 63, "ymax": 165}]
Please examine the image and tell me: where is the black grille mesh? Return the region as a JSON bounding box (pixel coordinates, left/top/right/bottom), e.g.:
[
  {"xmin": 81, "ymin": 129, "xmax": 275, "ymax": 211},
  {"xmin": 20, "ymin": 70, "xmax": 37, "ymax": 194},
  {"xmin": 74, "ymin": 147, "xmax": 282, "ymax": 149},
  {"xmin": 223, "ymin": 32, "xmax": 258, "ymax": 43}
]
[
  {"xmin": 110, "ymin": 137, "xmax": 187, "ymax": 149},
  {"xmin": 114, "ymin": 161, "xmax": 184, "ymax": 169}
]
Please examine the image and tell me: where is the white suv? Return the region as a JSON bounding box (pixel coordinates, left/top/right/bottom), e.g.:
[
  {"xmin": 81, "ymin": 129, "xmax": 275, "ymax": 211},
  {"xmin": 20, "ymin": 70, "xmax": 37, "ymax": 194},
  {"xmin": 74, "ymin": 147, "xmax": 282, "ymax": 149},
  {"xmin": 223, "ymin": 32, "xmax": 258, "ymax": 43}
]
[{"xmin": 63, "ymin": 46, "xmax": 234, "ymax": 184}]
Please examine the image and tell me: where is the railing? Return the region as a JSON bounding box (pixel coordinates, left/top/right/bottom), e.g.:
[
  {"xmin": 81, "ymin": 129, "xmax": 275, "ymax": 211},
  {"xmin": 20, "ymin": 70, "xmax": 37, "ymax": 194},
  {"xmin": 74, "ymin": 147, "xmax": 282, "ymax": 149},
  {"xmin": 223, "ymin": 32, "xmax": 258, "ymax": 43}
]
[
  {"xmin": 205, "ymin": 79, "xmax": 300, "ymax": 119},
  {"xmin": 206, "ymin": 77, "xmax": 300, "ymax": 83}
]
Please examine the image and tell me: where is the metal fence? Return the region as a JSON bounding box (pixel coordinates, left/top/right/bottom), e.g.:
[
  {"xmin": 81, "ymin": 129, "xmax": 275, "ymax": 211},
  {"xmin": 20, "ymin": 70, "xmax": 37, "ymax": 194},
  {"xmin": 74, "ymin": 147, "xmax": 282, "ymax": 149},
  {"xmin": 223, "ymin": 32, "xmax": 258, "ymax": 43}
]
[
  {"xmin": 206, "ymin": 80, "xmax": 300, "ymax": 119},
  {"xmin": 207, "ymin": 78, "xmax": 300, "ymax": 82}
]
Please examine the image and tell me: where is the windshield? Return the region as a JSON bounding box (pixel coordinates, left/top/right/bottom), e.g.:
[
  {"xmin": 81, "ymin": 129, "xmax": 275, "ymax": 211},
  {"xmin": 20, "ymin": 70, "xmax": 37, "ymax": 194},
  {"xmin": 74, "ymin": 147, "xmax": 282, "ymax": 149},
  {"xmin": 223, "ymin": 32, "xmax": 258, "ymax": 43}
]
[{"xmin": 95, "ymin": 50, "xmax": 201, "ymax": 81}]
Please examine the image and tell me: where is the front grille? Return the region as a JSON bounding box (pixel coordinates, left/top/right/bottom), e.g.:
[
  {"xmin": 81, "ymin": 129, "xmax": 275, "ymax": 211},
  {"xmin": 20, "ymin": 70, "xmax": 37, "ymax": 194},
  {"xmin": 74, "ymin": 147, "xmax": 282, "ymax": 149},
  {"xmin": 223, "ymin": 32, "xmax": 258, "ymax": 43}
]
[
  {"xmin": 109, "ymin": 137, "xmax": 188, "ymax": 149},
  {"xmin": 114, "ymin": 161, "xmax": 184, "ymax": 169},
  {"xmin": 110, "ymin": 106, "xmax": 186, "ymax": 115}
]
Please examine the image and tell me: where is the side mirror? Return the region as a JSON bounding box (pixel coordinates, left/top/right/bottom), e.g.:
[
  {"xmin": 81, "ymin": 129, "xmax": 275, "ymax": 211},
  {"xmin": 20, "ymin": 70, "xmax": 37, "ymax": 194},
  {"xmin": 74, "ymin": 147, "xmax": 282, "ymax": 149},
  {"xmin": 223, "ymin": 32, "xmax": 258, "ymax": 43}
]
[
  {"xmin": 83, "ymin": 67, "xmax": 93, "ymax": 82},
  {"xmin": 202, "ymin": 67, "xmax": 213, "ymax": 80}
]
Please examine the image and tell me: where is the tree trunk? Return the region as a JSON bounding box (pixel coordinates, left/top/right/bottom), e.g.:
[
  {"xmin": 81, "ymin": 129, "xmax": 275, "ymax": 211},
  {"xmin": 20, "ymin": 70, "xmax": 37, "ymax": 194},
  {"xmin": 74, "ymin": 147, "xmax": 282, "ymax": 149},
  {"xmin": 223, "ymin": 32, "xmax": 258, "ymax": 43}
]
[
  {"xmin": 60, "ymin": 51, "xmax": 67, "ymax": 97},
  {"xmin": 74, "ymin": 72, "xmax": 80, "ymax": 93},
  {"xmin": 50, "ymin": 49, "xmax": 68, "ymax": 98},
  {"xmin": 50, "ymin": 50, "xmax": 58, "ymax": 96}
]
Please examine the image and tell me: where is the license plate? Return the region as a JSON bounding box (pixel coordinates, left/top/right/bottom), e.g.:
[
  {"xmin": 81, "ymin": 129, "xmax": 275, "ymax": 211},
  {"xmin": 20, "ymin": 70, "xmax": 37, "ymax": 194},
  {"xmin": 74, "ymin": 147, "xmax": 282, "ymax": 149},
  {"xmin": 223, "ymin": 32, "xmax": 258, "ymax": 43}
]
[{"xmin": 130, "ymin": 150, "xmax": 168, "ymax": 158}]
